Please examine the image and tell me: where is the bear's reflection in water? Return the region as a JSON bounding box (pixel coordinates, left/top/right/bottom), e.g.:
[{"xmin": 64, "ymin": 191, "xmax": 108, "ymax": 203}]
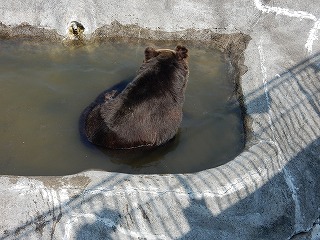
[{"xmin": 100, "ymin": 135, "xmax": 180, "ymax": 169}]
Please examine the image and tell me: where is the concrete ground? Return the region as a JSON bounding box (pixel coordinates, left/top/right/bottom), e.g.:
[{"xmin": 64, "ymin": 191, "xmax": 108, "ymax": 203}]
[{"xmin": 0, "ymin": 0, "xmax": 320, "ymax": 239}]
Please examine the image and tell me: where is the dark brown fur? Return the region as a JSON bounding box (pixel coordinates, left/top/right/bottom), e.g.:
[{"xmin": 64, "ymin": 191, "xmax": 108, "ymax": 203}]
[{"xmin": 84, "ymin": 45, "xmax": 189, "ymax": 149}]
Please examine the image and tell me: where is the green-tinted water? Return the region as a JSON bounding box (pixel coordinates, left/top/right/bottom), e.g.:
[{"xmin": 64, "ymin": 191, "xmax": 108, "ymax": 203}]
[{"xmin": 0, "ymin": 40, "xmax": 244, "ymax": 175}]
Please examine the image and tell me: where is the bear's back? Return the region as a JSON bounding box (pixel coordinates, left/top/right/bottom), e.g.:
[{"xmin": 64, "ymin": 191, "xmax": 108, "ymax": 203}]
[{"xmin": 101, "ymin": 57, "xmax": 187, "ymax": 148}]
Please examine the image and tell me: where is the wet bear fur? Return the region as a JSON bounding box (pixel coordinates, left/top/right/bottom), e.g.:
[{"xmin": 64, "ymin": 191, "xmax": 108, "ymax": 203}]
[{"xmin": 84, "ymin": 45, "xmax": 189, "ymax": 149}]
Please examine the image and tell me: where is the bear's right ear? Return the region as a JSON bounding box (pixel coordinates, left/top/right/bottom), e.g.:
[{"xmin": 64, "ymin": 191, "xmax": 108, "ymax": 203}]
[
  {"xmin": 144, "ymin": 47, "xmax": 157, "ymax": 61},
  {"xmin": 176, "ymin": 45, "xmax": 188, "ymax": 60}
]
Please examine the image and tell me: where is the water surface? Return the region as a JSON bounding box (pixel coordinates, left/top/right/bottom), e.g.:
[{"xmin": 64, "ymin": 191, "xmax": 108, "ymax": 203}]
[{"xmin": 0, "ymin": 40, "xmax": 244, "ymax": 175}]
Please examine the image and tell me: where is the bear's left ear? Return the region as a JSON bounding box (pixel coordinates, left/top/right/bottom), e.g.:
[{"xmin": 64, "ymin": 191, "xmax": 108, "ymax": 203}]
[
  {"xmin": 176, "ymin": 45, "xmax": 188, "ymax": 60},
  {"xmin": 144, "ymin": 47, "xmax": 157, "ymax": 61}
]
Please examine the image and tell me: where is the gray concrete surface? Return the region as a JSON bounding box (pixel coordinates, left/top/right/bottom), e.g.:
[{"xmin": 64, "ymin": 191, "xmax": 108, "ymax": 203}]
[{"xmin": 0, "ymin": 0, "xmax": 320, "ymax": 239}]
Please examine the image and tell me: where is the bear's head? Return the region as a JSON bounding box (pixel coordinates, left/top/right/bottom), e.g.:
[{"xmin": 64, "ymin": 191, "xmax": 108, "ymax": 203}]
[{"xmin": 144, "ymin": 45, "xmax": 188, "ymax": 63}]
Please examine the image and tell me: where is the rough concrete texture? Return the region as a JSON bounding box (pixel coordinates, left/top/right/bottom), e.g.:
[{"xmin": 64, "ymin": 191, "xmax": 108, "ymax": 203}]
[{"xmin": 0, "ymin": 0, "xmax": 320, "ymax": 239}]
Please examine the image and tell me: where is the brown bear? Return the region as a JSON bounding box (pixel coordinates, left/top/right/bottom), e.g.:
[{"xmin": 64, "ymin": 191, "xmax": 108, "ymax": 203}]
[{"xmin": 84, "ymin": 45, "xmax": 189, "ymax": 149}]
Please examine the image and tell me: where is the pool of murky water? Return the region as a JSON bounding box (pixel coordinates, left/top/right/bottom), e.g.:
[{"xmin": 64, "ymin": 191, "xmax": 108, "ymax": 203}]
[{"xmin": 0, "ymin": 39, "xmax": 244, "ymax": 175}]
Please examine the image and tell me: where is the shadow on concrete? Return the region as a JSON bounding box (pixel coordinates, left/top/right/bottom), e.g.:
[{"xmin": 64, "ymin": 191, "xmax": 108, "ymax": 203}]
[
  {"xmin": 75, "ymin": 208, "xmax": 119, "ymax": 240},
  {"xmin": 1, "ymin": 52, "xmax": 320, "ymax": 239}
]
